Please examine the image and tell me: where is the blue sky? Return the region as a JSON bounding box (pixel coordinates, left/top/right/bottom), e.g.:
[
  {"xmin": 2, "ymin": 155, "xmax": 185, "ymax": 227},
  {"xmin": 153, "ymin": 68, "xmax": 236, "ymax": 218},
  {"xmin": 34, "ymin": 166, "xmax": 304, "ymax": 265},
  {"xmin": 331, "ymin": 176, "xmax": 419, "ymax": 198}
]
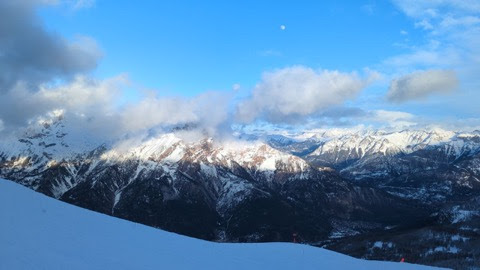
[
  {"xmin": 39, "ymin": 1, "xmax": 415, "ymax": 95},
  {"xmin": 1, "ymin": 0, "xmax": 479, "ymax": 136}
]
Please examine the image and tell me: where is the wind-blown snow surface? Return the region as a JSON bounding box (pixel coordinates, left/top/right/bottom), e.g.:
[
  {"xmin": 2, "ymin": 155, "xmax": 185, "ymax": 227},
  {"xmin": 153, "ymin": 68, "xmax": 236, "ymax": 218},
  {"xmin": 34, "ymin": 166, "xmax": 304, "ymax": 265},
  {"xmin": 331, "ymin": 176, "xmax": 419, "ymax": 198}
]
[{"xmin": 0, "ymin": 179, "xmax": 441, "ymax": 270}]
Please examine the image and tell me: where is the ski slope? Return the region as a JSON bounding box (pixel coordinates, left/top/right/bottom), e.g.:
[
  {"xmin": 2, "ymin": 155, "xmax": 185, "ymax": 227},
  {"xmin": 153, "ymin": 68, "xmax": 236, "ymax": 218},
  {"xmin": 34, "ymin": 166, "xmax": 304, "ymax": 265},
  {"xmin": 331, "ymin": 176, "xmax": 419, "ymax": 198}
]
[{"xmin": 0, "ymin": 179, "xmax": 443, "ymax": 270}]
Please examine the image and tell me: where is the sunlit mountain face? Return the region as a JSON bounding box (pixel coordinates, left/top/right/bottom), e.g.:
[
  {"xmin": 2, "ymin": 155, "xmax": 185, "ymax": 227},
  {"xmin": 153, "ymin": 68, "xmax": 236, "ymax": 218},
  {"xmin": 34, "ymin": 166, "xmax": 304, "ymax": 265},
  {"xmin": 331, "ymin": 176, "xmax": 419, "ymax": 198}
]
[{"xmin": 1, "ymin": 1, "xmax": 479, "ymax": 269}]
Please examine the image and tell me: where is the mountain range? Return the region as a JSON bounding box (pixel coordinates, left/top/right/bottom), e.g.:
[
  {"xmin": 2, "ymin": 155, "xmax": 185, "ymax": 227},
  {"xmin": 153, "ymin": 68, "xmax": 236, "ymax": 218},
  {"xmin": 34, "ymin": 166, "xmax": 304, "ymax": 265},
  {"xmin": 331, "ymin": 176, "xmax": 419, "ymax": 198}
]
[{"xmin": 1, "ymin": 113, "xmax": 479, "ymax": 269}]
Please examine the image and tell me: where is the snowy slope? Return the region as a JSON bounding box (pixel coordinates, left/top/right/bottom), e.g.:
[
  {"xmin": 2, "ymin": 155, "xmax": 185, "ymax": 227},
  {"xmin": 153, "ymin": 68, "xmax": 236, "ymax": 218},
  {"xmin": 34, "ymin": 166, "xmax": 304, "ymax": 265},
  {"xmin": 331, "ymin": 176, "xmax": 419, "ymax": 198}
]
[{"xmin": 0, "ymin": 179, "xmax": 442, "ymax": 270}]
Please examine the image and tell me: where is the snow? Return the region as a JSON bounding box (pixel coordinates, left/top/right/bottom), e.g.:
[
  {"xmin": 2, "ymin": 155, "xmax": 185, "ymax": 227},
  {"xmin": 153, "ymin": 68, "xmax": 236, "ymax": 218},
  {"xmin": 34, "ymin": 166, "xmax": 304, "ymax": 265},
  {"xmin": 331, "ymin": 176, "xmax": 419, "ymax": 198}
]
[
  {"xmin": 329, "ymin": 227, "xmax": 360, "ymax": 239},
  {"xmin": 200, "ymin": 162, "xmax": 218, "ymax": 177},
  {"xmin": 217, "ymin": 176, "xmax": 254, "ymax": 213},
  {"xmin": 165, "ymin": 146, "xmax": 185, "ymax": 163},
  {"xmin": 0, "ymin": 179, "xmax": 442, "ymax": 270},
  {"xmin": 259, "ymin": 156, "xmax": 277, "ymax": 171},
  {"xmin": 101, "ymin": 133, "xmax": 185, "ymax": 162},
  {"xmin": 451, "ymin": 234, "xmax": 469, "ymax": 242},
  {"xmin": 113, "ymin": 191, "xmax": 122, "ymax": 207},
  {"xmin": 426, "ymin": 246, "xmax": 459, "ymax": 255},
  {"xmin": 450, "ymin": 206, "xmax": 479, "ymax": 223},
  {"xmin": 306, "ymin": 128, "xmax": 474, "ymax": 159},
  {"xmin": 373, "ymin": 241, "xmax": 394, "ymax": 249}
]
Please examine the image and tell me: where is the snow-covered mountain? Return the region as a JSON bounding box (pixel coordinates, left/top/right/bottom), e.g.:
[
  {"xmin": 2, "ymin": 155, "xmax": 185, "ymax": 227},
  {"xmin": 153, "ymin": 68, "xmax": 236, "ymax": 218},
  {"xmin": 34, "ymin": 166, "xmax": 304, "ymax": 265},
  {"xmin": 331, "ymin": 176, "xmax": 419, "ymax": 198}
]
[
  {"xmin": 1, "ymin": 115, "xmax": 480, "ymax": 269},
  {"xmin": 1, "ymin": 117, "xmax": 417, "ymax": 242},
  {"xmin": 0, "ymin": 178, "xmax": 440, "ymax": 270},
  {"xmin": 265, "ymin": 128, "xmax": 480, "ymax": 201},
  {"xmin": 270, "ymin": 128, "xmax": 480, "ymax": 166}
]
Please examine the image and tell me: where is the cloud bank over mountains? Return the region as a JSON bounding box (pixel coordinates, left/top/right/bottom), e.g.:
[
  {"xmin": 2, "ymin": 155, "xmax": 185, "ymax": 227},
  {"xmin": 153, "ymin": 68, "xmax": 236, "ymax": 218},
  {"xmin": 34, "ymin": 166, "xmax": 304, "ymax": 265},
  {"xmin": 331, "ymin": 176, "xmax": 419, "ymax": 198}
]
[
  {"xmin": 0, "ymin": 0, "xmax": 479, "ymax": 140},
  {"xmin": 235, "ymin": 66, "xmax": 378, "ymax": 124}
]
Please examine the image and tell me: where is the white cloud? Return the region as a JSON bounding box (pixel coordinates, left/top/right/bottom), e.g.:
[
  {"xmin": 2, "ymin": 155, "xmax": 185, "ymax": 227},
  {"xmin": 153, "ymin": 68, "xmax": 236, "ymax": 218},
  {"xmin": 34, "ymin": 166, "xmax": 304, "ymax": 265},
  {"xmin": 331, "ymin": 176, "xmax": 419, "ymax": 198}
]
[
  {"xmin": 39, "ymin": 74, "xmax": 126, "ymax": 111},
  {"xmin": 392, "ymin": 0, "xmax": 480, "ymax": 18},
  {"xmin": 366, "ymin": 110, "xmax": 417, "ymax": 129},
  {"xmin": 415, "ymin": 19, "xmax": 434, "ymax": 30},
  {"xmin": 43, "ymin": 0, "xmax": 96, "ymax": 10},
  {"xmin": 235, "ymin": 66, "xmax": 377, "ymax": 123},
  {"xmin": 372, "ymin": 110, "xmax": 414, "ymax": 122},
  {"xmin": 120, "ymin": 90, "xmax": 232, "ymax": 136},
  {"xmin": 0, "ymin": 74, "xmax": 127, "ymax": 131},
  {"xmin": 439, "ymin": 15, "xmax": 480, "ymax": 28},
  {"xmin": 0, "ymin": 72, "xmax": 234, "ymax": 139},
  {"xmin": 387, "ymin": 69, "xmax": 458, "ymax": 102},
  {"xmin": 0, "ymin": 1, "xmax": 101, "ymax": 92},
  {"xmin": 121, "ymin": 97, "xmax": 197, "ymax": 131},
  {"xmin": 72, "ymin": 0, "xmax": 95, "ymax": 10},
  {"xmin": 389, "ymin": 0, "xmax": 480, "ymax": 74},
  {"xmin": 384, "ymin": 49, "xmax": 461, "ymax": 70}
]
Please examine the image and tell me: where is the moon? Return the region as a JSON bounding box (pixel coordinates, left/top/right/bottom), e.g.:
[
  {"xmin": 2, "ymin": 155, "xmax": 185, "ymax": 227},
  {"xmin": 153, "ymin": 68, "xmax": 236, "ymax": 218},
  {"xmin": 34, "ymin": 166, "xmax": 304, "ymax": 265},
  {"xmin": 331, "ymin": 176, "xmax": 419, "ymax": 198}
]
[{"xmin": 280, "ymin": 25, "xmax": 286, "ymax": 30}]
